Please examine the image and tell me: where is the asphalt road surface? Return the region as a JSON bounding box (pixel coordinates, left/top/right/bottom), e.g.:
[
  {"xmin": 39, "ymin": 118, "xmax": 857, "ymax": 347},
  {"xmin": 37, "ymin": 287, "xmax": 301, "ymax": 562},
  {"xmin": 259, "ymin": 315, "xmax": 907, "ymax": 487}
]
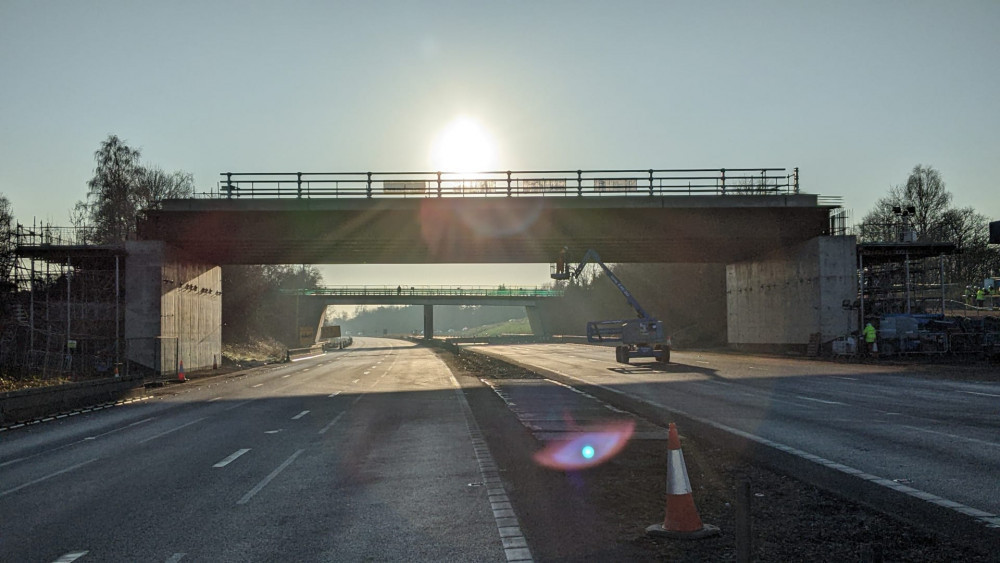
[
  {"xmin": 467, "ymin": 342, "xmax": 1000, "ymax": 526},
  {"xmin": 0, "ymin": 339, "xmax": 524, "ymax": 562}
]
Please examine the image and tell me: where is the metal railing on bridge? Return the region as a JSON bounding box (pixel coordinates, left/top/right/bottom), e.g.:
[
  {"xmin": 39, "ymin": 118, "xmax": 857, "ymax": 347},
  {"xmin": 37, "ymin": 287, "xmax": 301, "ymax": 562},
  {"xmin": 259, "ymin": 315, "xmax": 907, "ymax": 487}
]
[
  {"xmin": 280, "ymin": 285, "xmax": 563, "ymax": 298},
  {"xmin": 209, "ymin": 168, "xmax": 801, "ymax": 199}
]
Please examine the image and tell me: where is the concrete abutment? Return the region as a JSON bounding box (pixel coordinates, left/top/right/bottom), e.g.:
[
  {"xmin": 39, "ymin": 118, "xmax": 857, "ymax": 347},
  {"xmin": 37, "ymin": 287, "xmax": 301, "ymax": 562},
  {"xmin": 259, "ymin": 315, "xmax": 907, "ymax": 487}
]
[
  {"xmin": 125, "ymin": 241, "xmax": 222, "ymax": 374},
  {"xmin": 726, "ymin": 236, "xmax": 857, "ymax": 354}
]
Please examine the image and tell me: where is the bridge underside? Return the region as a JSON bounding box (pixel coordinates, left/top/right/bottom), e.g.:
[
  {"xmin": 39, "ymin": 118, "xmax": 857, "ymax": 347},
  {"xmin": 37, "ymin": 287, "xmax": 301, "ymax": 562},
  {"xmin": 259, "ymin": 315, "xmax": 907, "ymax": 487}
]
[{"xmin": 141, "ymin": 195, "xmax": 833, "ymax": 265}]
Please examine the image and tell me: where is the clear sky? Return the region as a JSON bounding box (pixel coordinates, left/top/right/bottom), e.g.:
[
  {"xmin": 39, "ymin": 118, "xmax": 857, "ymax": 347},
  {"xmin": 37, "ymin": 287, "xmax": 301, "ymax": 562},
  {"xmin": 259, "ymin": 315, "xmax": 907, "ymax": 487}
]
[{"xmin": 1, "ymin": 1, "xmax": 997, "ymax": 288}]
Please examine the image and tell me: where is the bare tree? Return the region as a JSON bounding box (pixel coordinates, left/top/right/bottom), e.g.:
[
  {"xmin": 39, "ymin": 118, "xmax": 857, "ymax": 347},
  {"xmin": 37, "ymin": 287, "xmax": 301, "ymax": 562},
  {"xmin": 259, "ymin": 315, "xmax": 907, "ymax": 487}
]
[
  {"xmin": 0, "ymin": 195, "xmax": 15, "ymax": 291},
  {"xmin": 857, "ymin": 164, "xmax": 1000, "ymax": 286},
  {"xmin": 75, "ymin": 135, "xmax": 194, "ymax": 244},
  {"xmin": 857, "ymin": 164, "xmax": 952, "ymax": 243}
]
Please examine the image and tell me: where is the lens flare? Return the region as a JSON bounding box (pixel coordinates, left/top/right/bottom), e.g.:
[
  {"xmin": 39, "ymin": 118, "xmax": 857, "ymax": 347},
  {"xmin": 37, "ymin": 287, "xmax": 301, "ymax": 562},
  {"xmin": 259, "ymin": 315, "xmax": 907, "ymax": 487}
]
[{"xmin": 533, "ymin": 420, "xmax": 635, "ymax": 470}]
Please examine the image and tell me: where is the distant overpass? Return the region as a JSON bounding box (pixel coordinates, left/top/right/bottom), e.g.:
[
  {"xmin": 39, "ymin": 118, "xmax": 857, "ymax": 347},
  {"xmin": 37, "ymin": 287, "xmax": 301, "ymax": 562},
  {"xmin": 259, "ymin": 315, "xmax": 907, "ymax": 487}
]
[
  {"xmin": 282, "ymin": 285, "xmax": 565, "ymax": 337},
  {"xmin": 282, "ymin": 285, "xmax": 562, "ymax": 307}
]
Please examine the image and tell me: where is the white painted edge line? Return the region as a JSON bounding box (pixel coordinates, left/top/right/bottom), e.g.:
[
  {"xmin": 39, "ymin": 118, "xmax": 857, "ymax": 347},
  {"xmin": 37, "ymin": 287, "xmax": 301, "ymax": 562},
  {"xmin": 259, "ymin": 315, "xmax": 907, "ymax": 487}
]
[
  {"xmin": 164, "ymin": 553, "xmax": 186, "ymax": 563},
  {"xmin": 138, "ymin": 417, "xmax": 206, "ymax": 444},
  {"xmin": 319, "ymin": 411, "xmax": 346, "ymax": 435},
  {"xmin": 328, "ymin": 391, "xmax": 341, "ymax": 398},
  {"xmin": 550, "ymin": 369, "xmax": 1000, "ymax": 529},
  {"xmin": 213, "ymin": 448, "xmax": 251, "ymax": 468},
  {"xmin": 237, "ymin": 449, "xmax": 305, "ymax": 505},
  {"xmin": 51, "ymin": 551, "xmax": 89, "ymax": 563},
  {"xmin": 224, "ymin": 400, "xmax": 252, "ymax": 411},
  {"xmin": 291, "ymin": 353, "xmax": 325, "ymax": 362},
  {"xmin": 961, "ymin": 390, "xmax": 1000, "ymax": 398},
  {"xmin": 291, "ymin": 410, "xmax": 310, "ymax": 420},
  {"xmin": 1, "ymin": 458, "xmax": 98, "ymax": 498},
  {"xmin": 899, "ymin": 425, "xmax": 1000, "ymax": 448},
  {"xmin": 832, "ymin": 376, "xmax": 859, "ymax": 381},
  {"xmin": 208, "ymin": 396, "xmax": 222, "ymax": 402},
  {"xmin": 795, "ymin": 395, "xmax": 848, "ymax": 406},
  {"xmin": 449, "ymin": 373, "xmax": 534, "ymax": 562}
]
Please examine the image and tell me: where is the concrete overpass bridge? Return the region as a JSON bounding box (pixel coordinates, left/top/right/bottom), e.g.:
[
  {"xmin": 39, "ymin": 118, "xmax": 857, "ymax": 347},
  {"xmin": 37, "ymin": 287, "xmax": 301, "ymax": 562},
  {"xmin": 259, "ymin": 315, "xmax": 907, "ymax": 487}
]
[{"xmin": 124, "ymin": 168, "xmax": 854, "ymax": 373}]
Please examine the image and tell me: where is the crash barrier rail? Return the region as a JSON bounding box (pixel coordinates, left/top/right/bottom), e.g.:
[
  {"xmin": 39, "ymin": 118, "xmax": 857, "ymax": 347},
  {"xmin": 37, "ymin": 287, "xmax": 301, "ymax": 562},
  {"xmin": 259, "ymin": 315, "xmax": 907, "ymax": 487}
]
[
  {"xmin": 286, "ymin": 344, "xmax": 324, "ymax": 360},
  {"xmin": 206, "ymin": 168, "xmax": 802, "ymax": 199},
  {"xmin": 0, "ymin": 375, "xmax": 144, "ymax": 425},
  {"xmin": 281, "ymin": 285, "xmax": 563, "ymax": 298},
  {"xmin": 321, "ymin": 336, "xmax": 353, "ymax": 351}
]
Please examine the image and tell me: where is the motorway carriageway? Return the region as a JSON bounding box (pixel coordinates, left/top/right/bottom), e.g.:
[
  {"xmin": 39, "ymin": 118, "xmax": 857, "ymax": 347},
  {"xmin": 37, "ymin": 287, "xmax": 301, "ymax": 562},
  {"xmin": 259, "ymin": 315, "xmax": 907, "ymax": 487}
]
[
  {"xmin": 466, "ymin": 342, "xmax": 1000, "ymax": 529},
  {"xmin": 0, "ymin": 339, "xmax": 528, "ymax": 562}
]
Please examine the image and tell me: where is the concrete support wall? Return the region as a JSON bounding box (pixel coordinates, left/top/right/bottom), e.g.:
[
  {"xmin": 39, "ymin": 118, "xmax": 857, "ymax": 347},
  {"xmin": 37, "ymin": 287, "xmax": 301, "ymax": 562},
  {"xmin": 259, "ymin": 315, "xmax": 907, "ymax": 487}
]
[
  {"xmin": 423, "ymin": 304, "xmax": 433, "ymax": 339},
  {"xmin": 525, "ymin": 306, "xmax": 549, "ymax": 338},
  {"xmin": 125, "ymin": 241, "xmax": 222, "ymax": 373},
  {"xmin": 726, "ymin": 236, "xmax": 856, "ymax": 353}
]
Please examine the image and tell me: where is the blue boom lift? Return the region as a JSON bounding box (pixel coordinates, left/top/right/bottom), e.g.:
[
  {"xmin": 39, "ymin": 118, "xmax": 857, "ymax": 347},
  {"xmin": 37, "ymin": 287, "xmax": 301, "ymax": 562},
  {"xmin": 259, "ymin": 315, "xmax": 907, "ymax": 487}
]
[{"xmin": 551, "ymin": 248, "xmax": 671, "ymax": 364}]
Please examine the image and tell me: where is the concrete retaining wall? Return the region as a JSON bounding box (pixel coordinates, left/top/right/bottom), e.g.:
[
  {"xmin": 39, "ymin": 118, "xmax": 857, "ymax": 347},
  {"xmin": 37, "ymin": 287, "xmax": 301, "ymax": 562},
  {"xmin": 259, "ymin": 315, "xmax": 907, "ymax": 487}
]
[
  {"xmin": 727, "ymin": 236, "xmax": 856, "ymax": 351},
  {"xmin": 0, "ymin": 377, "xmax": 145, "ymax": 425}
]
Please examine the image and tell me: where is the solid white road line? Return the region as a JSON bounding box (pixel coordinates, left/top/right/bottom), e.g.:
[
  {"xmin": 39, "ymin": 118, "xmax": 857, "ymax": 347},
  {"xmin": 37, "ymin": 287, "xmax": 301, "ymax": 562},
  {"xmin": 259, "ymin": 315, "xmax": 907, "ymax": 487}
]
[
  {"xmin": 1, "ymin": 458, "xmax": 98, "ymax": 498},
  {"xmin": 318, "ymin": 412, "xmax": 346, "ymax": 435},
  {"xmin": 795, "ymin": 395, "xmax": 848, "ymax": 406},
  {"xmin": 213, "ymin": 448, "xmax": 251, "ymax": 468},
  {"xmin": 138, "ymin": 417, "xmax": 206, "ymax": 444},
  {"xmin": 224, "ymin": 400, "xmax": 252, "ymax": 411},
  {"xmin": 832, "ymin": 376, "xmax": 859, "ymax": 381},
  {"xmin": 900, "ymin": 425, "xmax": 1000, "ymax": 448},
  {"xmin": 209, "ymin": 396, "xmax": 222, "ymax": 402},
  {"xmin": 961, "ymin": 390, "xmax": 1000, "ymax": 398},
  {"xmin": 237, "ymin": 449, "xmax": 305, "ymax": 505},
  {"xmin": 292, "ymin": 410, "xmax": 310, "ymax": 420},
  {"xmin": 51, "ymin": 552, "xmax": 89, "ymax": 563},
  {"xmin": 2, "ymin": 417, "xmax": 157, "ymax": 469},
  {"xmin": 328, "ymin": 391, "xmax": 341, "ymax": 398}
]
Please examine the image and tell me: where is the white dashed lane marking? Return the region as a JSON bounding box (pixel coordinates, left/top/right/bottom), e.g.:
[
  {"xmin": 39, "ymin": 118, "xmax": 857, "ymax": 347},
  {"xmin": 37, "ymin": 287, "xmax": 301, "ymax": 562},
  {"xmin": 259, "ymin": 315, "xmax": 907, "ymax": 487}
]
[
  {"xmin": 237, "ymin": 449, "xmax": 305, "ymax": 505},
  {"xmin": 213, "ymin": 448, "xmax": 251, "ymax": 468},
  {"xmin": 292, "ymin": 410, "xmax": 310, "ymax": 420},
  {"xmin": 51, "ymin": 552, "xmax": 89, "ymax": 563}
]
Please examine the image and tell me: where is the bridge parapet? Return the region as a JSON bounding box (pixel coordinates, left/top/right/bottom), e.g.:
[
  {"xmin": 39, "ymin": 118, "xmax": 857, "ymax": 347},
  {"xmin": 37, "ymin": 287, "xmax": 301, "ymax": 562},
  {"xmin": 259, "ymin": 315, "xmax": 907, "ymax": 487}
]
[{"xmin": 210, "ymin": 168, "xmax": 801, "ymax": 199}]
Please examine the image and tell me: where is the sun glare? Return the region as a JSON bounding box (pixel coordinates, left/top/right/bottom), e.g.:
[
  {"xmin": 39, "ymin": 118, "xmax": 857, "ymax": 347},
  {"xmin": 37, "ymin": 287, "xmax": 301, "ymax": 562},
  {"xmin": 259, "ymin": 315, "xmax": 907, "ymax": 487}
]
[{"xmin": 430, "ymin": 116, "xmax": 498, "ymax": 173}]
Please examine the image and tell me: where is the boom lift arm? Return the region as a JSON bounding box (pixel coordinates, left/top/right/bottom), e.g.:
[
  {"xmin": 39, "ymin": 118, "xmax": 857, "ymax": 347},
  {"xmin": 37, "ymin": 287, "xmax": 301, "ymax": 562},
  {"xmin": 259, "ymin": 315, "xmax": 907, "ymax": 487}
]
[
  {"xmin": 552, "ymin": 247, "xmax": 670, "ymax": 364},
  {"xmin": 553, "ymin": 248, "xmax": 651, "ymax": 319}
]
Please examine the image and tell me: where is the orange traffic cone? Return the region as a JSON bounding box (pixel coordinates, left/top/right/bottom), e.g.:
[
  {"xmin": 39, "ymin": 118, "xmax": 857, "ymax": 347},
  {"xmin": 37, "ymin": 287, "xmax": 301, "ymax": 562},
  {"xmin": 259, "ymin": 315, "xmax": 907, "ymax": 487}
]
[
  {"xmin": 178, "ymin": 360, "xmax": 187, "ymax": 383},
  {"xmin": 646, "ymin": 423, "xmax": 720, "ymax": 539}
]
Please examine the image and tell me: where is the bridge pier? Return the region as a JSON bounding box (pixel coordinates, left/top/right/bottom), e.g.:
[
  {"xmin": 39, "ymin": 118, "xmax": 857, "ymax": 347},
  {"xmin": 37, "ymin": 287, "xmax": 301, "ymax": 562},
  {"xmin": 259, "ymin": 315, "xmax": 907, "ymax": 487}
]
[
  {"xmin": 525, "ymin": 306, "xmax": 549, "ymax": 338},
  {"xmin": 423, "ymin": 304, "xmax": 433, "ymax": 339}
]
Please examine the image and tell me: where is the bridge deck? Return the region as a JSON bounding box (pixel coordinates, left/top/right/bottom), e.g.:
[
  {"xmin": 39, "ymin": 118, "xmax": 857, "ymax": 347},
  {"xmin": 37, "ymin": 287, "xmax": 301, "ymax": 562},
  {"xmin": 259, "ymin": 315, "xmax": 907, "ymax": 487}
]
[{"xmin": 141, "ymin": 192, "xmax": 836, "ymax": 265}]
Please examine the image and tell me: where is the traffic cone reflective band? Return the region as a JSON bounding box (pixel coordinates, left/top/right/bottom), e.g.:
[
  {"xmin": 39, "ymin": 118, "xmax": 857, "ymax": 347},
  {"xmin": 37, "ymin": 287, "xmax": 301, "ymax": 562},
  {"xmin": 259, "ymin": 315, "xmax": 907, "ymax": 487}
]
[
  {"xmin": 178, "ymin": 360, "xmax": 187, "ymax": 382},
  {"xmin": 646, "ymin": 422, "xmax": 720, "ymax": 540}
]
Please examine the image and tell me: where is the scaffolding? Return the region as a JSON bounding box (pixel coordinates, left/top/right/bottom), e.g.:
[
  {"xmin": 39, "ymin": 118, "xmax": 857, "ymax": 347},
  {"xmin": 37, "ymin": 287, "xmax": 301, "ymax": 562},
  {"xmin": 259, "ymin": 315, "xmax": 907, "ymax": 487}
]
[
  {"xmin": 858, "ymin": 242, "xmax": 956, "ymax": 321},
  {"xmin": 1, "ymin": 222, "xmax": 125, "ymax": 379}
]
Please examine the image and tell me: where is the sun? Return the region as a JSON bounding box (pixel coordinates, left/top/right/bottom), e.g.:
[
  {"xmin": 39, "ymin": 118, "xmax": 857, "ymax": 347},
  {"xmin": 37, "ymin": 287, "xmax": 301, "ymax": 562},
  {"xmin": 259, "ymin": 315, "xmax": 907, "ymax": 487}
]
[{"xmin": 430, "ymin": 116, "xmax": 498, "ymax": 173}]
